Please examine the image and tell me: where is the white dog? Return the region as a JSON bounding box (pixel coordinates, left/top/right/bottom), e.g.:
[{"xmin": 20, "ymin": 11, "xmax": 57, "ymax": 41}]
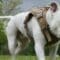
[
  {"xmin": 0, "ymin": 2, "xmax": 60, "ymax": 60},
  {"xmin": 5, "ymin": 12, "xmax": 46, "ymax": 60},
  {"xmin": 4, "ymin": 9, "xmax": 60, "ymax": 60}
]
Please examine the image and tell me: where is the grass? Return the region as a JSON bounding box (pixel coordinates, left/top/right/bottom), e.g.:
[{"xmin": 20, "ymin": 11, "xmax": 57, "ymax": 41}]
[
  {"xmin": 0, "ymin": 55, "xmax": 60, "ymax": 60},
  {"xmin": 0, "ymin": 55, "xmax": 37, "ymax": 60}
]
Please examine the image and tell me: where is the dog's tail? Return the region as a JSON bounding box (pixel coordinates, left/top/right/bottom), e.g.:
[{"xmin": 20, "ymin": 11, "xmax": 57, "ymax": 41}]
[{"xmin": 0, "ymin": 16, "xmax": 13, "ymax": 19}]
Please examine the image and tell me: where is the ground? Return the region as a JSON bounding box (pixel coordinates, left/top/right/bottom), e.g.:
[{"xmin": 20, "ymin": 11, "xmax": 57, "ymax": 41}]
[{"xmin": 0, "ymin": 55, "xmax": 60, "ymax": 60}]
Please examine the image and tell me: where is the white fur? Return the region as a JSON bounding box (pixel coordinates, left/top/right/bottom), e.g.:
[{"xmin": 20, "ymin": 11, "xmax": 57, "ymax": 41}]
[
  {"xmin": 46, "ymin": 5, "xmax": 60, "ymax": 60},
  {"xmin": 46, "ymin": 6, "xmax": 60, "ymax": 38},
  {"xmin": 6, "ymin": 11, "xmax": 46, "ymax": 60},
  {"xmin": 0, "ymin": 16, "xmax": 13, "ymax": 19},
  {"xmin": 5, "ymin": 9, "xmax": 60, "ymax": 60}
]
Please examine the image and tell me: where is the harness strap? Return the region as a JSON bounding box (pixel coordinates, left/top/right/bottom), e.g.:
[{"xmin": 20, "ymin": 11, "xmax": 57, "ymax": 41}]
[
  {"xmin": 24, "ymin": 7, "xmax": 60, "ymax": 46},
  {"xmin": 37, "ymin": 8, "xmax": 60, "ymax": 46}
]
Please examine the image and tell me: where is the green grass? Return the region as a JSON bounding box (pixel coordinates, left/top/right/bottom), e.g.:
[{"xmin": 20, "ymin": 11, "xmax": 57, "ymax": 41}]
[
  {"xmin": 0, "ymin": 55, "xmax": 37, "ymax": 60},
  {"xmin": 0, "ymin": 55, "xmax": 60, "ymax": 60}
]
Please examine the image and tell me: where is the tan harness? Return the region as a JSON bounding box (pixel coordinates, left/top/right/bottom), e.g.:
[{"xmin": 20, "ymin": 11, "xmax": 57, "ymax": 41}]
[{"xmin": 31, "ymin": 7, "xmax": 59, "ymax": 46}]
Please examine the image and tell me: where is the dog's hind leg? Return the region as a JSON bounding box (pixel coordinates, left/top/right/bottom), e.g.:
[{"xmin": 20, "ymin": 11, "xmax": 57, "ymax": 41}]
[{"xmin": 6, "ymin": 23, "xmax": 22, "ymax": 60}]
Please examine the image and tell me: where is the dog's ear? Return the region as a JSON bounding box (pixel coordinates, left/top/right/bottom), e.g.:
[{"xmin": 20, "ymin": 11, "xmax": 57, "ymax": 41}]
[{"xmin": 24, "ymin": 12, "xmax": 34, "ymax": 24}]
